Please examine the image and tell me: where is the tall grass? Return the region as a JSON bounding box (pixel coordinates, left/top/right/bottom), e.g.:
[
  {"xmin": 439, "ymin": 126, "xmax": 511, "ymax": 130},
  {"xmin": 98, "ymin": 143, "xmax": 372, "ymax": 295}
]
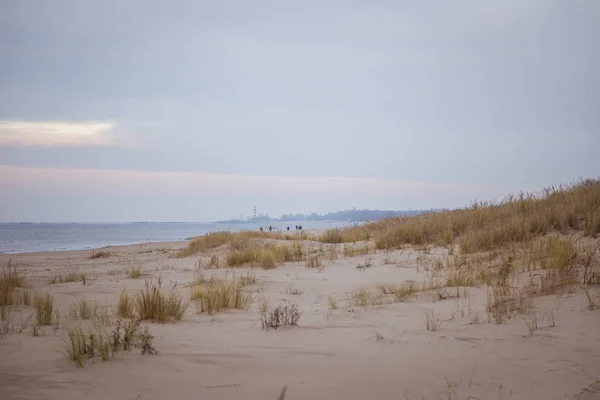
[
  {"xmin": 134, "ymin": 280, "xmax": 188, "ymax": 323},
  {"xmin": 226, "ymin": 242, "xmax": 305, "ymax": 269},
  {"xmin": 178, "ymin": 230, "xmax": 302, "ymax": 257},
  {"xmin": 191, "ymin": 278, "xmax": 253, "ymax": 315},
  {"xmin": 332, "ymin": 178, "xmax": 600, "ymax": 252},
  {"xmin": 34, "ymin": 292, "xmax": 55, "ymax": 325},
  {"xmin": 0, "ymin": 260, "xmax": 25, "ymax": 308},
  {"xmin": 318, "ymin": 227, "xmax": 371, "ymax": 244},
  {"xmin": 116, "ymin": 289, "xmax": 135, "ymax": 319}
]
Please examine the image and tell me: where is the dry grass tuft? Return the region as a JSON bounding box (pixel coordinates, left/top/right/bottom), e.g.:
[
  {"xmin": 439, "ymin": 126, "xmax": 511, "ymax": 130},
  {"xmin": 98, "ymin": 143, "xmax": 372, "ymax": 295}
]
[
  {"xmin": 376, "ymin": 280, "xmax": 421, "ymax": 303},
  {"xmin": 63, "ymin": 320, "xmax": 157, "ymax": 368},
  {"xmin": 305, "ymin": 254, "xmax": 322, "ymax": 268},
  {"xmin": 583, "ymin": 287, "xmax": 600, "ymax": 310},
  {"xmin": 327, "ymin": 295, "xmax": 338, "ymax": 310},
  {"xmin": 116, "ymin": 289, "xmax": 135, "ymax": 319},
  {"xmin": 284, "ymin": 286, "xmax": 303, "ymax": 295},
  {"xmin": 178, "ymin": 230, "xmax": 302, "ymax": 258},
  {"xmin": 69, "ymin": 298, "xmax": 97, "ymax": 320},
  {"xmin": 348, "ymin": 287, "xmax": 386, "ymax": 307},
  {"xmin": 134, "ymin": 280, "xmax": 188, "ymax": 323},
  {"xmin": 90, "ymin": 250, "xmax": 111, "ymax": 259},
  {"xmin": 49, "ymin": 272, "xmax": 85, "ymax": 284},
  {"xmin": 127, "ymin": 267, "xmax": 144, "ymax": 279},
  {"xmin": 226, "ymin": 241, "xmax": 305, "ymax": 269},
  {"xmin": 424, "ymin": 309, "xmax": 442, "ymax": 331},
  {"xmin": 191, "ymin": 278, "xmax": 253, "ymax": 315},
  {"xmin": 0, "ymin": 260, "xmax": 26, "ymax": 313},
  {"xmin": 323, "ymin": 178, "xmax": 600, "ymax": 252},
  {"xmin": 343, "ymin": 243, "xmax": 374, "ymax": 257},
  {"xmin": 318, "ymin": 227, "xmax": 371, "ymax": 244},
  {"xmin": 33, "ymin": 291, "xmax": 55, "ymax": 325}
]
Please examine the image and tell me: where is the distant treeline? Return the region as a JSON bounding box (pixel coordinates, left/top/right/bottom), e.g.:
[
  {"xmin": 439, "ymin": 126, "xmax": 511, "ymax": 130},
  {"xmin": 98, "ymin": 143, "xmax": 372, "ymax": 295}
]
[
  {"xmin": 217, "ymin": 208, "xmax": 448, "ymax": 223},
  {"xmin": 277, "ymin": 209, "xmax": 447, "ymax": 222}
]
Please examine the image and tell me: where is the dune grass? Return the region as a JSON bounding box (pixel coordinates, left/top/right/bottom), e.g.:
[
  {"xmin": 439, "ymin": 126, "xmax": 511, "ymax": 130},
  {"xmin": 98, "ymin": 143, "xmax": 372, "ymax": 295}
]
[
  {"xmin": 134, "ymin": 280, "xmax": 188, "ymax": 323},
  {"xmin": 0, "ymin": 260, "xmax": 25, "ymax": 309},
  {"xmin": 191, "ymin": 278, "xmax": 253, "ymax": 315},
  {"xmin": 49, "ymin": 272, "xmax": 85, "ymax": 284},
  {"xmin": 69, "ymin": 298, "xmax": 97, "ymax": 320},
  {"xmin": 90, "ymin": 250, "xmax": 111, "ymax": 259},
  {"xmin": 127, "ymin": 267, "xmax": 144, "ymax": 279},
  {"xmin": 116, "ymin": 289, "xmax": 135, "ymax": 319},
  {"xmin": 33, "ymin": 292, "xmax": 55, "ymax": 325},
  {"xmin": 226, "ymin": 241, "xmax": 305, "ymax": 269},
  {"xmin": 317, "ymin": 227, "xmax": 372, "ymax": 244},
  {"xmin": 178, "ymin": 230, "xmax": 305, "ymax": 258},
  {"xmin": 63, "ymin": 320, "xmax": 157, "ymax": 368},
  {"xmin": 320, "ymin": 179, "xmax": 599, "ymax": 253}
]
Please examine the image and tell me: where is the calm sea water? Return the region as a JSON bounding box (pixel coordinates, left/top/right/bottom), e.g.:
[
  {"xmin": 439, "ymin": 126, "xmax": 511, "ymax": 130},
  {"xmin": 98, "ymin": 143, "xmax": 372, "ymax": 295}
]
[{"xmin": 0, "ymin": 221, "xmax": 351, "ymax": 254}]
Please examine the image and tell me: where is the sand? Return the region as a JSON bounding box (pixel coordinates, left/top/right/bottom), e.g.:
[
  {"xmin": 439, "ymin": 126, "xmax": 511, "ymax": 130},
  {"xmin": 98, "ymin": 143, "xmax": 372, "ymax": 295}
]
[{"xmin": 1, "ymin": 235, "xmax": 599, "ymax": 400}]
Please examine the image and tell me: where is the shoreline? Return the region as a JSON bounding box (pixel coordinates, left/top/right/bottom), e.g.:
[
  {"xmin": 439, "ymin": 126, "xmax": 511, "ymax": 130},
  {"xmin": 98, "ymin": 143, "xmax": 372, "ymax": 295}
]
[
  {"xmin": 0, "ymin": 228, "xmax": 324, "ymax": 257},
  {"xmin": 0, "ymin": 239, "xmax": 189, "ymax": 257}
]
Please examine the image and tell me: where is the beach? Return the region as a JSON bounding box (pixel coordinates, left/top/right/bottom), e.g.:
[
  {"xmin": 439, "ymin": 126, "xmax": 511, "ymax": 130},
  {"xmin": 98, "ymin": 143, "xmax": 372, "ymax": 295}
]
[{"xmin": 1, "ymin": 228, "xmax": 599, "ymax": 400}]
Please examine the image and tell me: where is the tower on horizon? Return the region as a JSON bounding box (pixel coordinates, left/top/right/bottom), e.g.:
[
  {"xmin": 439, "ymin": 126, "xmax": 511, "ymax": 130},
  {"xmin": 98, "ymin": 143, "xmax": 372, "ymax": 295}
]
[{"xmin": 253, "ymin": 206, "xmax": 256, "ymax": 219}]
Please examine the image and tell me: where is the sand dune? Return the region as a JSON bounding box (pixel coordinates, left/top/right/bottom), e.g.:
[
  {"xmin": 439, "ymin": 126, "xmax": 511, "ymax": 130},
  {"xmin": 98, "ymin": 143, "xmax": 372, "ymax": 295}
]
[{"xmin": 1, "ymin": 235, "xmax": 600, "ymax": 400}]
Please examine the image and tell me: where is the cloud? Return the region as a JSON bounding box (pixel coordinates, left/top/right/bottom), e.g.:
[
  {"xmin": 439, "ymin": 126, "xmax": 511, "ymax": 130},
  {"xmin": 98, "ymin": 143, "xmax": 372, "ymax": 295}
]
[
  {"xmin": 0, "ymin": 164, "xmax": 509, "ymax": 201},
  {"xmin": 0, "ymin": 121, "xmax": 117, "ymax": 147}
]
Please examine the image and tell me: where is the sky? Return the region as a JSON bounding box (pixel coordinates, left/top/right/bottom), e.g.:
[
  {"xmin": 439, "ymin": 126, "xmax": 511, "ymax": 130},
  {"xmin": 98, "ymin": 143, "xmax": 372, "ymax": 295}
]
[{"xmin": 0, "ymin": 0, "xmax": 598, "ymax": 222}]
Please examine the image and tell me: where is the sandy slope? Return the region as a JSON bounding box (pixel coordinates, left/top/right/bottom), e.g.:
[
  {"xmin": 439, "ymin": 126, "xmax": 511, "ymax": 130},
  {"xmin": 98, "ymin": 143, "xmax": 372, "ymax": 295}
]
[{"xmin": 1, "ymin": 238, "xmax": 599, "ymax": 400}]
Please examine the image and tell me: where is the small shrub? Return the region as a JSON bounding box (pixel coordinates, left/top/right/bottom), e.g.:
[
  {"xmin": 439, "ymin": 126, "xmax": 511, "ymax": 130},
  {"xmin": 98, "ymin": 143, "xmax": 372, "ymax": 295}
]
[{"xmin": 261, "ymin": 301, "xmax": 300, "ymax": 330}]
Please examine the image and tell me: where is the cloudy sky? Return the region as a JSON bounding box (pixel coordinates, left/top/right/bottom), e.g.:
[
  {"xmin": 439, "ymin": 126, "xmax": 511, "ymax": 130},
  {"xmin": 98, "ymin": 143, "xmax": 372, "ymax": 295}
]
[{"xmin": 0, "ymin": 1, "xmax": 598, "ymax": 222}]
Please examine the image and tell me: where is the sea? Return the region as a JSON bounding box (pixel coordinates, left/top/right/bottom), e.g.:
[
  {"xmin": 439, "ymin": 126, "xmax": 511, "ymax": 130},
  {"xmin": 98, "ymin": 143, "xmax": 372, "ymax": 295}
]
[{"xmin": 0, "ymin": 221, "xmax": 353, "ymax": 254}]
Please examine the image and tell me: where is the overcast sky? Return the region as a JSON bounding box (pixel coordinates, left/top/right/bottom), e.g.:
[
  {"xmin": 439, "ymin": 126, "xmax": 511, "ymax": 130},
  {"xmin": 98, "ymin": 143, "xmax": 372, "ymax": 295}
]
[{"xmin": 1, "ymin": 0, "xmax": 598, "ymax": 222}]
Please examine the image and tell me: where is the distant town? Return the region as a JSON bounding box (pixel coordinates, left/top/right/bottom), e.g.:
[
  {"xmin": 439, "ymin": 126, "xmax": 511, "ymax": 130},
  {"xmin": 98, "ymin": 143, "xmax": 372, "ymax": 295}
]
[{"xmin": 215, "ymin": 208, "xmax": 448, "ymax": 224}]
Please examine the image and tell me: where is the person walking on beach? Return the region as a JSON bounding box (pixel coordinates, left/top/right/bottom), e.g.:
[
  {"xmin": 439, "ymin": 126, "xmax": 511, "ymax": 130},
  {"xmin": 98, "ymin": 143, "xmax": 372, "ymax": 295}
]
[{"xmin": 260, "ymin": 227, "xmax": 263, "ymax": 232}]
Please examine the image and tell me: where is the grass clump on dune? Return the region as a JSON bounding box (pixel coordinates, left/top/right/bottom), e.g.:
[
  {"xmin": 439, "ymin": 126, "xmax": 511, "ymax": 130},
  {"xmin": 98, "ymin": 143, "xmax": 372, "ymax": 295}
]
[
  {"xmin": 372, "ymin": 178, "xmax": 600, "ymax": 252},
  {"xmin": 0, "ymin": 260, "xmax": 25, "ymax": 308},
  {"xmin": 69, "ymin": 298, "xmax": 97, "ymax": 320},
  {"xmin": 317, "ymin": 227, "xmax": 371, "ymax": 244},
  {"xmin": 178, "ymin": 230, "xmax": 303, "ymax": 258},
  {"xmin": 226, "ymin": 241, "xmax": 305, "ymax": 269},
  {"xmin": 134, "ymin": 280, "xmax": 188, "ymax": 323},
  {"xmin": 90, "ymin": 250, "xmax": 111, "ymax": 259},
  {"xmin": 191, "ymin": 278, "xmax": 253, "ymax": 315},
  {"xmin": 63, "ymin": 319, "xmax": 157, "ymax": 368},
  {"xmin": 34, "ymin": 291, "xmax": 55, "ymax": 325},
  {"xmin": 117, "ymin": 289, "xmax": 136, "ymax": 319}
]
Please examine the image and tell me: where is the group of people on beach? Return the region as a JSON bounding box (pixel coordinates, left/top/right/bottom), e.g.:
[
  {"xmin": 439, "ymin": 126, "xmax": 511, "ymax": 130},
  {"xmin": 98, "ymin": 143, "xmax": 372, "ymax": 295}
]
[{"xmin": 259, "ymin": 225, "xmax": 302, "ymax": 232}]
